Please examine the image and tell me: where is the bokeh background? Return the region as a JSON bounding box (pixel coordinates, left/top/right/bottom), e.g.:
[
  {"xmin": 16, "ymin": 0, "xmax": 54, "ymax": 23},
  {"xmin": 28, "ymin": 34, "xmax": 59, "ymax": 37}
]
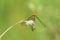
[{"xmin": 0, "ymin": 0, "xmax": 60, "ymax": 40}]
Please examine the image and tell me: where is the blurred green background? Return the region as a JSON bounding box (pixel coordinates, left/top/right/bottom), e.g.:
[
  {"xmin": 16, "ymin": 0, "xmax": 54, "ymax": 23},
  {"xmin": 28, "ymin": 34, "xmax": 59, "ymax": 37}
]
[{"xmin": 0, "ymin": 0, "xmax": 60, "ymax": 40}]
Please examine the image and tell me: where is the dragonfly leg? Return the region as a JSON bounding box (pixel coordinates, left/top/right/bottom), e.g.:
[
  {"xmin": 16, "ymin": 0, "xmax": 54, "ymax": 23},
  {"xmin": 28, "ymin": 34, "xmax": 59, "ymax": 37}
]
[{"xmin": 36, "ymin": 16, "xmax": 46, "ymax": 27}]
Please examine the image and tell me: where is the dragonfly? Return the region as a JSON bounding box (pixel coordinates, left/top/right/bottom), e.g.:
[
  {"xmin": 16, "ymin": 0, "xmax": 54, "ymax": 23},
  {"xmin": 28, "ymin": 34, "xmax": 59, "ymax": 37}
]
[{"xmin": 23, "ymin": 11, "xmax": 46, "ymax": 31}]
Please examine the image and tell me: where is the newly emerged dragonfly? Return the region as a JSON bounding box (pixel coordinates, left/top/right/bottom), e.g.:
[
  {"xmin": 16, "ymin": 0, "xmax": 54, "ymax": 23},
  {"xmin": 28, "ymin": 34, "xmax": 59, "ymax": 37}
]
[{"xmin": 23, "ymin": 11, "xmax": 46, "ymax": 31}]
